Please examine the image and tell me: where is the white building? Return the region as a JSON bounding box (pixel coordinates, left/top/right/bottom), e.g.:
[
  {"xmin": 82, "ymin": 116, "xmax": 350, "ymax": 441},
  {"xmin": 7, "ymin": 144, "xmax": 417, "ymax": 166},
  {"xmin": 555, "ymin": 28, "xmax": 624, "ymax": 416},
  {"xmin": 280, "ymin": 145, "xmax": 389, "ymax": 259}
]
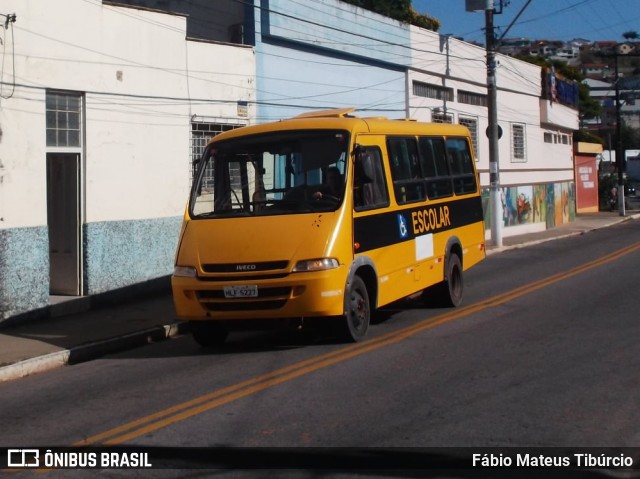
[{"xmin": 0, "ymin": 0, "xmax": 255, "ymax": 321}]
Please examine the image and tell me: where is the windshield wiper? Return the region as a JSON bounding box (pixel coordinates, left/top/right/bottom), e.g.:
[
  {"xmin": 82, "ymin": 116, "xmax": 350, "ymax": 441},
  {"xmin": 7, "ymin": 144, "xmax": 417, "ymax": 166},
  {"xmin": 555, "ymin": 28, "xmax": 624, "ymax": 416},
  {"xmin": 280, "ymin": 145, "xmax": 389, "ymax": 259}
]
[{"xmin": 193, "ymin": 210, "xmax": 250, "ymax": 218}]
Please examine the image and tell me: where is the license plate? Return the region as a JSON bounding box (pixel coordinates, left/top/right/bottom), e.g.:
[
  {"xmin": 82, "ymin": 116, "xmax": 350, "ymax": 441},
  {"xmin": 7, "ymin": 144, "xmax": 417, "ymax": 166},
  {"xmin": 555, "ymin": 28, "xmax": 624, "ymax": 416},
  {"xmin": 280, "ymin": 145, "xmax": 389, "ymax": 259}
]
[{"xmin": 223, "ymin": 285, "xmax": 258, "ymax": 298}]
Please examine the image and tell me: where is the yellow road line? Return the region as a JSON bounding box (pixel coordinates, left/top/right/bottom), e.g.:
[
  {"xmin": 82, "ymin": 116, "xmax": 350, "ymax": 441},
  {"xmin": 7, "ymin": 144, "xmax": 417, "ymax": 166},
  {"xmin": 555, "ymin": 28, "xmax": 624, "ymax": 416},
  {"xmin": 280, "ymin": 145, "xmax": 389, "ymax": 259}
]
[{"xmin": 77, "ymin": 241, "xmax": 640, "ymax": 446}]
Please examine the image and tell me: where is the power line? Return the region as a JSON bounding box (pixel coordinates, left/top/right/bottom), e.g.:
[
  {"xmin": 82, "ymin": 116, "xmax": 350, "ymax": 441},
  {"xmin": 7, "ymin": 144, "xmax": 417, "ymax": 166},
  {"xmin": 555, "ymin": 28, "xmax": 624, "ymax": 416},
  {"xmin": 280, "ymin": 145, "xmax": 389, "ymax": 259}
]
[{"xmin": 5, "ymin": 0, "xmax": 571, "ymax": 120}]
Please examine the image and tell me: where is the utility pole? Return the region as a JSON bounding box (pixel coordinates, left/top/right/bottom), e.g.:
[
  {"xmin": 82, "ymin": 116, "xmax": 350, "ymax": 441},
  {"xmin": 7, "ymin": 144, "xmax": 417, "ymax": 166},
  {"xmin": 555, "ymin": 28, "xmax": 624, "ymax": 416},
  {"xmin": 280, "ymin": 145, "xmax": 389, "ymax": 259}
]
[
  {"xmin": 614, "ymin": 46, "xmax": 626, "ymax": 216},
  {"xmin": 485, "ymin": 0, "xmax": 502, "ymax": 246}
]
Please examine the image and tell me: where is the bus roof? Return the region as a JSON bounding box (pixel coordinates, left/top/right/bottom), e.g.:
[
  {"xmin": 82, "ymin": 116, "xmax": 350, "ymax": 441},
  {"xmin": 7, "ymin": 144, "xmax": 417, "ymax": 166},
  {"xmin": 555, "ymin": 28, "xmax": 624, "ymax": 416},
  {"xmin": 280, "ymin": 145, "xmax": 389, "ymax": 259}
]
[{"xmin": 207, "ymin": 108, "xmax": 471, "ymax": 145}]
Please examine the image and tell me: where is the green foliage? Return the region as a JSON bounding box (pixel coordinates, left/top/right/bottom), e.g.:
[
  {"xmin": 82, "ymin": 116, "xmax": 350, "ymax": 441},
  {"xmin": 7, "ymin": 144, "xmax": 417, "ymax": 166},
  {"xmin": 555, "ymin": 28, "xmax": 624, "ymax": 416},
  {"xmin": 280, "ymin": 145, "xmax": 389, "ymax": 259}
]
[
  {"xmin": 515, "ymin": 55, "xmax": 580, "ymax": 80},
  {"xmin": 598, "ymin": 172, "xmax": 617, "ymax": 209},
  {"xmin": 341, "ymin": 0, "xmax": 440, "ymax": 31},
  {"xmin": 578, "ymin": 82, "xmax": 602, "ymax": 120},
  {"xmin": 621, "ymin": 123, "xmax": 640, "ymax": 152},
  {"xmin": 574, "ymin": 129, "xmax": 604, "ymax": 145},
  {"xmin": 407, "ymin": 7, "xmax": 440, "ymax": 31}
]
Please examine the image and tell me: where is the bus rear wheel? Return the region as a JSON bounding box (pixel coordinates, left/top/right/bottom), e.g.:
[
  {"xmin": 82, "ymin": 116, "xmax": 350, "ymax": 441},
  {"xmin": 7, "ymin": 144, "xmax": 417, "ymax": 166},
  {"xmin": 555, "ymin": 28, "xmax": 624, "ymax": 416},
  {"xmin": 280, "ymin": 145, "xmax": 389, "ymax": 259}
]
[
  {"xmin": 337, "ymin": 275, "xmax": 370, "ymax": 342},
  {"xmin": 189, "ymin": 320, "xmax": 228, "ymax": 348},
  {"xmin": 422, "ymin": 253, "xmax": 463, "ymax": 308}
]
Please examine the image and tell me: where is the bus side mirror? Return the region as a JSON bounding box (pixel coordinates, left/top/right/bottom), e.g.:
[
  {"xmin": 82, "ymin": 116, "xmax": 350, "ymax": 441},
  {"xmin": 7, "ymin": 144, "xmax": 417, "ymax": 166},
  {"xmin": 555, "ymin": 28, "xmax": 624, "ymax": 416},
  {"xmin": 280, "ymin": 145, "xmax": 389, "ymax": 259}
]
[{"xmin": 353, "ymin": 147, "xmax": 372, "ymax": 185}]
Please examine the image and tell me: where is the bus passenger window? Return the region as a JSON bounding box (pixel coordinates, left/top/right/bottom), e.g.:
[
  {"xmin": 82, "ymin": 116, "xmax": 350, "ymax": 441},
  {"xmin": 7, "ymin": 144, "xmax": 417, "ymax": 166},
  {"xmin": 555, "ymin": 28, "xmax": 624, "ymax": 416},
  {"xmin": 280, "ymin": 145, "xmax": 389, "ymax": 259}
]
[
  {"xmin": 446, "ymin": 137, "xmax": 477, "ymax": 195},
  {"xmin": 387, "ymin": 137, "xmax": 425, "ymax": 204},
  {"xmin": 419, "ymin": 137, "xmax": 453, "ymax": 199},
  {"xmin": 354, "ymin": 147, "xmax": 389, "ymax": 210}
]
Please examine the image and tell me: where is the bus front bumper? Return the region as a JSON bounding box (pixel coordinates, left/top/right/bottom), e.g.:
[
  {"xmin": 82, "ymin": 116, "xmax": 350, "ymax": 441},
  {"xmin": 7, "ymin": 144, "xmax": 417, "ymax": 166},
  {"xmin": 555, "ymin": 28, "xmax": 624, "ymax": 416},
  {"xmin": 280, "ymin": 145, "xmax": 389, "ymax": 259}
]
[{"xmin": 171, "ymin": 269, "xmax": 347, "ymax": 322}]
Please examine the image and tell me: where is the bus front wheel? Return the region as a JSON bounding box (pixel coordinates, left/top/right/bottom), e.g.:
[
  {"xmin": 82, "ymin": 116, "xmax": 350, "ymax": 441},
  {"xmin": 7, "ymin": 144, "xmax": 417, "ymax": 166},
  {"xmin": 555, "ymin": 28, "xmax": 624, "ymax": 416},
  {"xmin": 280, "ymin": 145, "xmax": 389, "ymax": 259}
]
[
  {"xmin": 337, "ymin": 275, "xmax": 370, "ymax": 342},
  {"xmin": 190, "ymin": 320, "xmax": 228, "ymax": 348}
]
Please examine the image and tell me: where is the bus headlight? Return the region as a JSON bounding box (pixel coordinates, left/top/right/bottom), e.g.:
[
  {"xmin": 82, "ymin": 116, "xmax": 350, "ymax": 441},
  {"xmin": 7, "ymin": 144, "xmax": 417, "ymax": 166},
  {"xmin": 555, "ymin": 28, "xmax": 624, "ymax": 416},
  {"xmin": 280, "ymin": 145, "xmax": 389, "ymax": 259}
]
[
  {"xmin": 292, "ymin": 258, "xmax": 339, "ymax": 272},
  {"xmin": 173, "ymin": 265, "xmax": 197, "ymax": 278}
]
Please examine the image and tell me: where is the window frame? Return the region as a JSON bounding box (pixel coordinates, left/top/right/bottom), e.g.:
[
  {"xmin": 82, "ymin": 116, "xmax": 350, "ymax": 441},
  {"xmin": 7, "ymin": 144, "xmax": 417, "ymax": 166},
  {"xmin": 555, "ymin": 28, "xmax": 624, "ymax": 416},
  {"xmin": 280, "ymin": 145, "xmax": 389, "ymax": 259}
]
[
  {"xmin": 458, "ymin": 116, "xmax": 479, "ymax": 161},
  {"xmin": 457, "ymin": 90, "xmax": 488, "ymax": 107},
  {"xmin": 46, "ymin": 91, "xmax": 83, "ymax": 148},
  {"xmin": 412, "ymin": 81, "xmax": 454, "ymax": 102}
]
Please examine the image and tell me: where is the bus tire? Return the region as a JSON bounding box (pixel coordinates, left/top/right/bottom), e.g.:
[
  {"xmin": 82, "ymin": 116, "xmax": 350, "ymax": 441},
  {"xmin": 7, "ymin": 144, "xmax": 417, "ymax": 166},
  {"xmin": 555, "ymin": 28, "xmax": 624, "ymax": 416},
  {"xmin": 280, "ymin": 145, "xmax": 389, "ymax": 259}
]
[
  {"xmin": 443, "ymin": 253, "xmax": 463, "ymax": 307},
  {"xmin": 337, "ymin": 275, "xmax": 370, "ymax": 342},
  {"xmin": 422, "ymin": 253, "xmax": 463, "ymax": 307},
  {"xmin": 190, "ymin": 320, "xmax": 228, "ymax": 348}
]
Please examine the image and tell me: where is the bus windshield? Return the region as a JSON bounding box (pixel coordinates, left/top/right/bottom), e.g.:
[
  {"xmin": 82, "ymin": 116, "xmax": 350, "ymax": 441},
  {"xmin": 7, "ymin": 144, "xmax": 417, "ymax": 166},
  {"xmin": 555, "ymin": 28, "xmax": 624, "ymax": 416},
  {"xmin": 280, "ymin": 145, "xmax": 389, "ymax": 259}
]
[{"xmin": 190, "ymin": 130, "xmax": 350, "ymax": 218}]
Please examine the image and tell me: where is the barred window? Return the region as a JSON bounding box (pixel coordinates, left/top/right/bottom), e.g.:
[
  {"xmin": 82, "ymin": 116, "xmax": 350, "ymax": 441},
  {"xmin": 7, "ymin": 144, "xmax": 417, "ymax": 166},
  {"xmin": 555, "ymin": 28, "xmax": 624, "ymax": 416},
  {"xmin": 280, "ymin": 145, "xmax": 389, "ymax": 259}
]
[
  {"xmin": 458, "ymin": 90, "xmax": 488, "ymax": 107},
  {"xmin": 544, "ymin": 132, "xmax": 553, "ymax": 143},
  {"xmin": 458, "ymin": 116, "xmax": 479, "ymax": 160},
  {"xmin": 413, "ymin": 81, "xmax": 453, "ymax": 101},
  {"xmin": 511, "ymin": 123, "xmax": 526, "ymax": 162},
  {"xmin": 190, "ymin": 122, "xmax": 244, "ymax": 187},
  {"xmin": 432, "ymin": 113, "xmax": 453, "ymax": 124}
]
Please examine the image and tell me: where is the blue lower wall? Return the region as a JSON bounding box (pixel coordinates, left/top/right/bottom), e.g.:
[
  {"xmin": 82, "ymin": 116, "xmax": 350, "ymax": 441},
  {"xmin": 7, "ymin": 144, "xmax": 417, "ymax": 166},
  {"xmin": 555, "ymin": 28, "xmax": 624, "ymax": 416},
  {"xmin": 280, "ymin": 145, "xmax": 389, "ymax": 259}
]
[
  {"xmin": 83, "ymin": 216, "xmax": 182, "ymax": 295},
  {"xmin": 0, "ymin": 226, "xmax": 49, "ymax": 321},
  {"xmin": 0, "ymin": 217, "xmax": 182, "ymax": 323}
]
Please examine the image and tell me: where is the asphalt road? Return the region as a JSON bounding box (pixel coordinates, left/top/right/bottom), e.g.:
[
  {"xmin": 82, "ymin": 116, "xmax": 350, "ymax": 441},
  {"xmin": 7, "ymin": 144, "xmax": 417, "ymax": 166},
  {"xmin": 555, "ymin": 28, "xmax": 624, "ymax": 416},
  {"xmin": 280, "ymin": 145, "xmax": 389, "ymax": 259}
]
[{"xmin": 2, "ymin": 220, "xmax": 639, "ymax": 478}]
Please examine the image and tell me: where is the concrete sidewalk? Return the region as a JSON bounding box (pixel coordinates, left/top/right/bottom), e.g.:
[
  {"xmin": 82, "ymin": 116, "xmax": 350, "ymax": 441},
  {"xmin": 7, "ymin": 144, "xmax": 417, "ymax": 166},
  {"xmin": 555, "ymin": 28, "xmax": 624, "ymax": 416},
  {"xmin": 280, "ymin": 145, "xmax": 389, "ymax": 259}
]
[{"xmin": 0, "ymin": 211, "xmax": 637, "ymax": 383}]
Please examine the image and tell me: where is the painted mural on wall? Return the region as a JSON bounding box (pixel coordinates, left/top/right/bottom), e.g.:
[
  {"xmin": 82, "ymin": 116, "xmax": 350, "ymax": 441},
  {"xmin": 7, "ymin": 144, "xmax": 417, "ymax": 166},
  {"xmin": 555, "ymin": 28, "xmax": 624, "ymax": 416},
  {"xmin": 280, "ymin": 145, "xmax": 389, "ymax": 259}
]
[{"xmin": 482, "ymin": 182, "xmax": 575, "ymax": 229}]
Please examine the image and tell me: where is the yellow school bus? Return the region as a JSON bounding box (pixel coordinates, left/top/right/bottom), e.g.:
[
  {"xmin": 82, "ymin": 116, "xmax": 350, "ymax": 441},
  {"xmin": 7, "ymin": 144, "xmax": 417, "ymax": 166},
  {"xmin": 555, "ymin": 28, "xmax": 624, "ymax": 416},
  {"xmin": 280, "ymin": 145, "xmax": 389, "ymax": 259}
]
[{"xmin": 172, "ymin": 108, "xmax": 485, "ymax": 346}]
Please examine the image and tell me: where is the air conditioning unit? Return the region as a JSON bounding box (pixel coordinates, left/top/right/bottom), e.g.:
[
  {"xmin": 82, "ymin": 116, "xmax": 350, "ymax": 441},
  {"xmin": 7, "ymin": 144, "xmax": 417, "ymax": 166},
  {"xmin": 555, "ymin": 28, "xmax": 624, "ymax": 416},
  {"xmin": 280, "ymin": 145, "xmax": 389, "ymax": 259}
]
[{"xmin": 228, "ymin": 23, "xmax": 244, "ymax": 44}]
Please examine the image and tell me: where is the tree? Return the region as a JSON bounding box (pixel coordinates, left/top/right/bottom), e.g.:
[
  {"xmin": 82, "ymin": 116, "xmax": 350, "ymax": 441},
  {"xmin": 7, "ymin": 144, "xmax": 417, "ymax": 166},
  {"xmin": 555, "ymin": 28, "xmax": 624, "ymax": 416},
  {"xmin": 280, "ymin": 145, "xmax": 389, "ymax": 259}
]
[
  {"xmin": 341, "ymin": 0, "xmax": 440, "ymax": 31},
  {"xmin": 622, "ymin": 31, "xmax": 638, "ymax": 40},
  {"xmin": 574, "ymin": 129, "xmax": 604, "ymax": 145}
]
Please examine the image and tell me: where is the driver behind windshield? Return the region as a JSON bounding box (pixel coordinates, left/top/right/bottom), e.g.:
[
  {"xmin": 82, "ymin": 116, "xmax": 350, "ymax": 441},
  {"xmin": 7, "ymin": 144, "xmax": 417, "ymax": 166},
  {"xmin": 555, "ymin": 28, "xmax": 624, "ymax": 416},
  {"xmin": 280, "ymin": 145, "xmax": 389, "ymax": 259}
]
[{"xmin": 312, "ymin": 166, "xmax": 343, "ymax": 200}]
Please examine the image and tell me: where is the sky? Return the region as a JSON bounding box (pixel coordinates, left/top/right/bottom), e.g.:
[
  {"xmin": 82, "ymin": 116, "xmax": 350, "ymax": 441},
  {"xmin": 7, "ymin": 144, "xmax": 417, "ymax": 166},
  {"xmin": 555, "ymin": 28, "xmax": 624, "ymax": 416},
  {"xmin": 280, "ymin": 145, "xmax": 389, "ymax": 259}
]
[{"xmin": 412, "ymin": 0, "xmax": 640, "ymax": 44}]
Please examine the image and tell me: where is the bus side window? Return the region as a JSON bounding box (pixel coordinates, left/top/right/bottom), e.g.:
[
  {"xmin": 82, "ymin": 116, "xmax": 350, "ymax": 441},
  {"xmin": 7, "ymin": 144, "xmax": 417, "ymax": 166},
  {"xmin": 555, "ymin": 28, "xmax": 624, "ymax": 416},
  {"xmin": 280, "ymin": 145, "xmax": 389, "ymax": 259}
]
[
  {"xmin": 354, "ymin": 147, "xmax": 389, "ymax": 211},
  {"xmin": 419, "ymin": 137, "xmax": 453, "ymax": 199},
  {"xmin": 387, "ymin": 137, "xmax": 425, "ymax": 204},
  {"xmin": 447, "ymin": 137, "xmax": 477, "ymax": 195}
]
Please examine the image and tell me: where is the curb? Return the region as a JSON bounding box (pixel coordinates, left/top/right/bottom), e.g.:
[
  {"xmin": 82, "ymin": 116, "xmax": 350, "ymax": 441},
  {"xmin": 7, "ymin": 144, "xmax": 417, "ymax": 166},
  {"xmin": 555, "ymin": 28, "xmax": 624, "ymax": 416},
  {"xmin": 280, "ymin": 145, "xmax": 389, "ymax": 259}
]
[
  {"xmin": 486, "ymin": 213, "xmax": 639, "ymax": 255},
  {"xmin": 486, "ymin": 231, "xmax": 581, "ymax": 255},
  {"xmin": 0, "ymin": 321, "xmax": 188, "ymax": 383}
]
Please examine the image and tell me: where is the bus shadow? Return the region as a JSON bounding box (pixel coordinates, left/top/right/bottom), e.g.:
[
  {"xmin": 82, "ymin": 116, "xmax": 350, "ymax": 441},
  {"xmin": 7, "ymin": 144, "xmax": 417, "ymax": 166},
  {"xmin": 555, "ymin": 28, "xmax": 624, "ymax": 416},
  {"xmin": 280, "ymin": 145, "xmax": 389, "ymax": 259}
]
[{"xmin": 189, "ymin": 297, "xmax": 454, "ymax": 355}]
